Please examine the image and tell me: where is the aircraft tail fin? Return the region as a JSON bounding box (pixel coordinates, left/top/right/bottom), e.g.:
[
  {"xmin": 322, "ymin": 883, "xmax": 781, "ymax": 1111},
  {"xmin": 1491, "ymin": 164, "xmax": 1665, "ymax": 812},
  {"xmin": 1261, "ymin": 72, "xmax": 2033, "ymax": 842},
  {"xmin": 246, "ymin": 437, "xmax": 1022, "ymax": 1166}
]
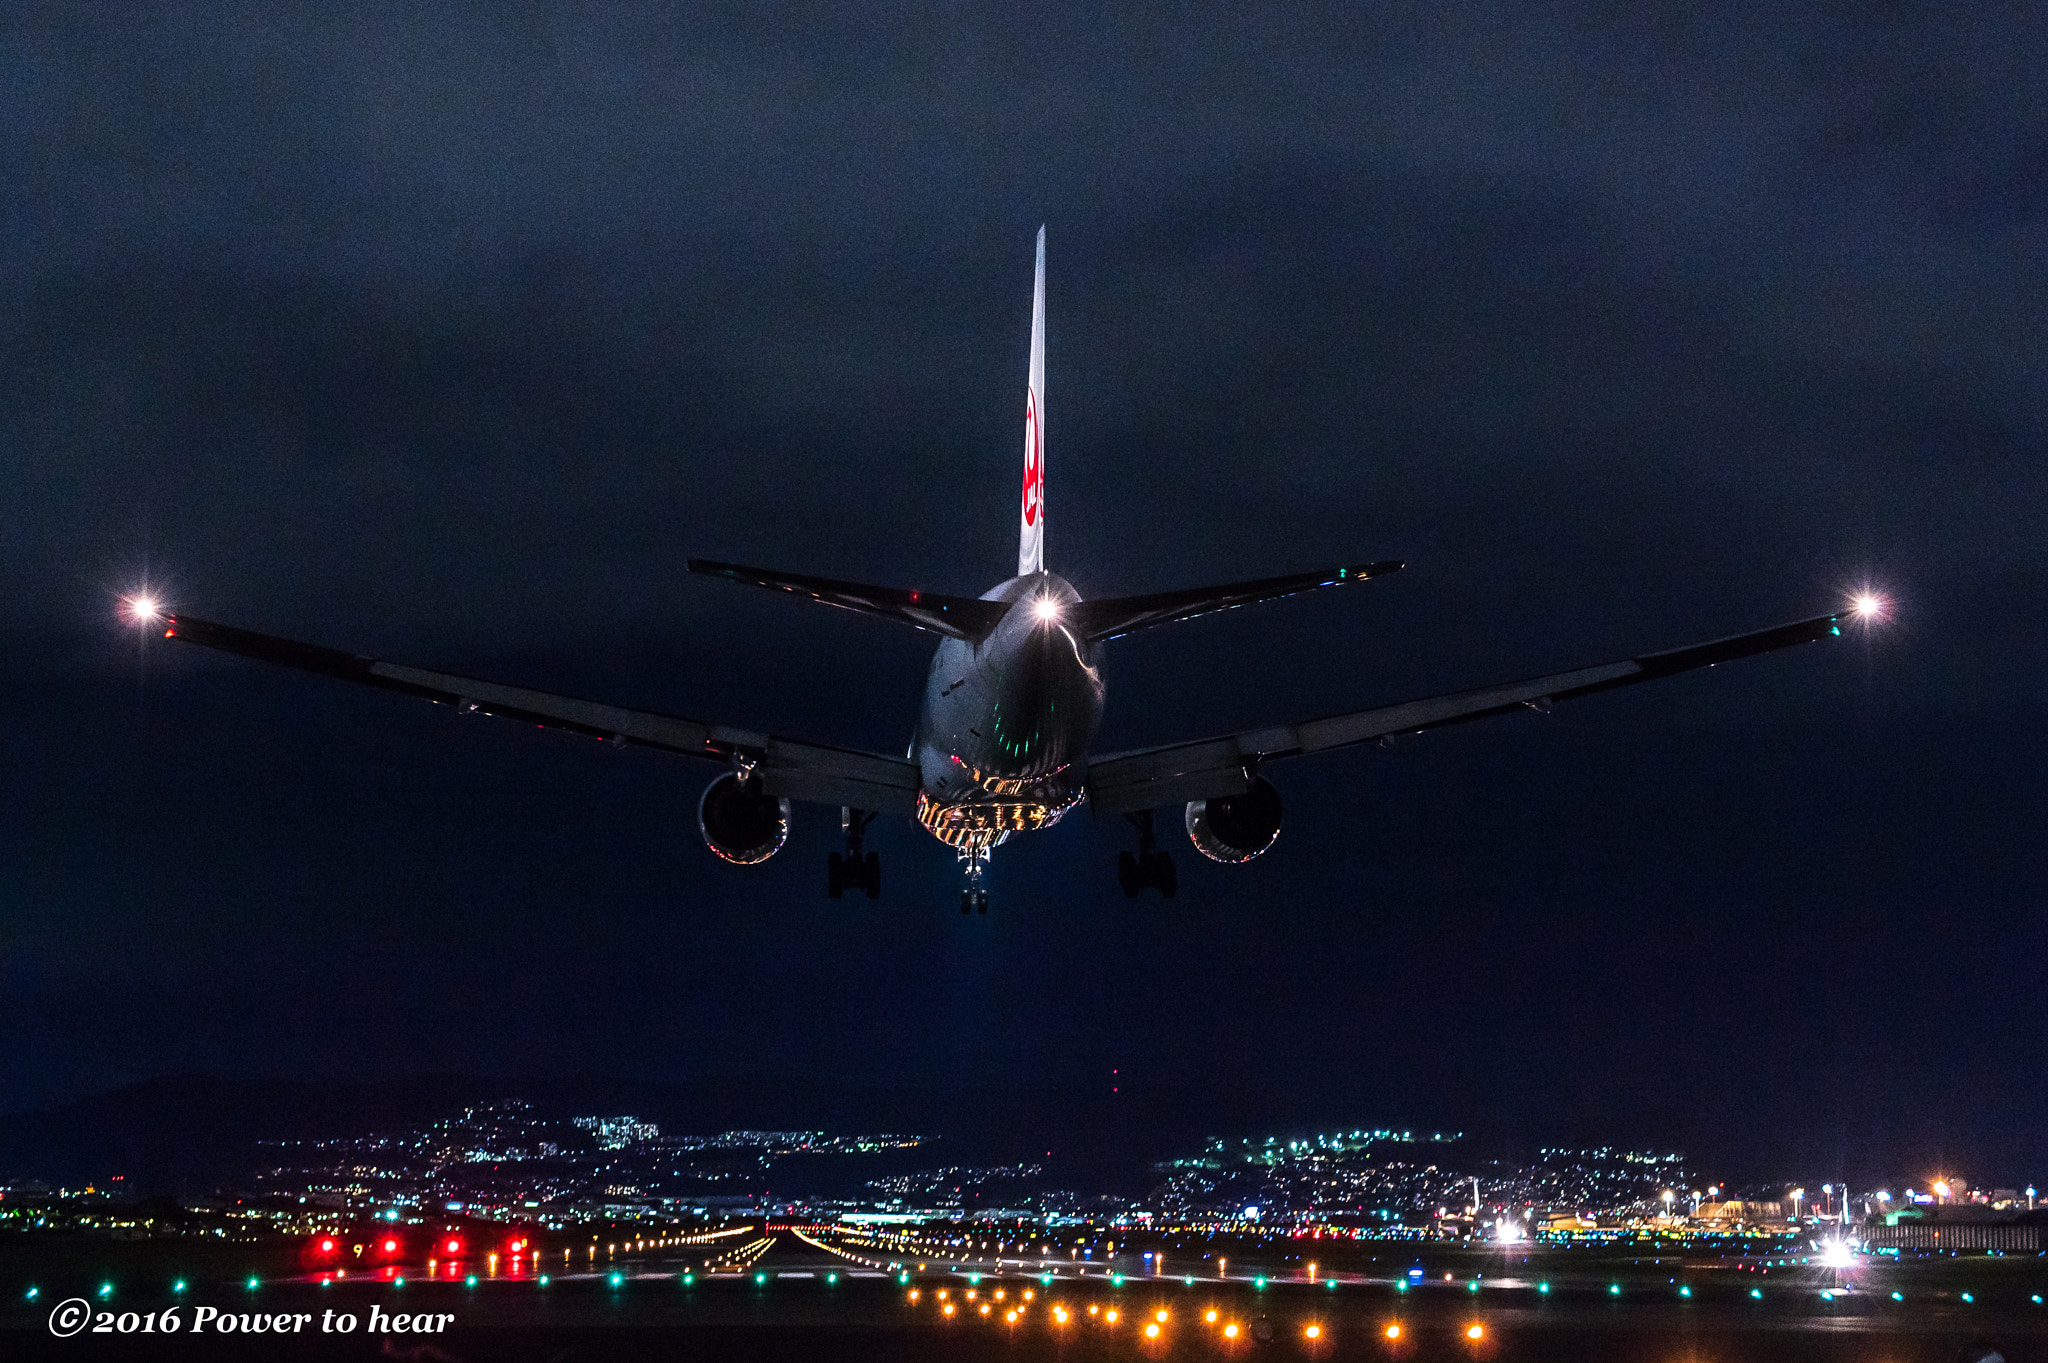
[
  {"xmin": 1019, "ymin": 226, "xmax": 1046, "ymax": 577},
  {"xmin": 688, "ymin": 559, "xmax": 1010, "ymax": 642},
  {"xmin": 1070, "ymin": 561, "xmax": 1404, "ymax": 642}
]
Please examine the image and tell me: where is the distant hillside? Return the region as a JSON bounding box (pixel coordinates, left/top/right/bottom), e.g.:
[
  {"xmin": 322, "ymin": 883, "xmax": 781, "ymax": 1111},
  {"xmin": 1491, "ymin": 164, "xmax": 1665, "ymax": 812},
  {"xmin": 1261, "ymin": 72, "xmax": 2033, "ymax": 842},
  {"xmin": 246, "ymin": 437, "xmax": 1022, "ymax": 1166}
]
[{"xmin": 0, "ymin": 1072, "xmax": 1307, "ymax": 1198}]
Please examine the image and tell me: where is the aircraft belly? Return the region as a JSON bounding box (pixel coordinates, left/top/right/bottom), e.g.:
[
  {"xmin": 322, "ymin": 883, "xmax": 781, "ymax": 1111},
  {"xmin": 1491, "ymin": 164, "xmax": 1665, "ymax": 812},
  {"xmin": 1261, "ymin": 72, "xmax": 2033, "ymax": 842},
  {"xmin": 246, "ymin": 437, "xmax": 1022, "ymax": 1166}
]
[{"xmin": 912, "ymin": 606, "xmax": 1102, "ymax": 849}]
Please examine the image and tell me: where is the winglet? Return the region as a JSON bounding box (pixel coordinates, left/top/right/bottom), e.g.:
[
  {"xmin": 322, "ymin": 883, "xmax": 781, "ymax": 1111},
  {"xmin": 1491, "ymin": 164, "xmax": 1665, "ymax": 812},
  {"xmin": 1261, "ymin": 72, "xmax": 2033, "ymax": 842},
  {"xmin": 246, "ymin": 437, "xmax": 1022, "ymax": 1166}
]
[{"xmin": 1019, "ymin": 226, "xmax": 1046, "ymax": 577}]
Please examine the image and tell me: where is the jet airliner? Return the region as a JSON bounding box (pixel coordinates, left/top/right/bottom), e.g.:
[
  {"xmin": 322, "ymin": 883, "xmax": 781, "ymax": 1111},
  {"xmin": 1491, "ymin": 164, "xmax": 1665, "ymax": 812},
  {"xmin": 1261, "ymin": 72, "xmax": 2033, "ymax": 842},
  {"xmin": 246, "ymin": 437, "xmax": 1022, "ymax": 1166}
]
[{"xmin": 137, "ymin": 229, "xmax": 1876, "ymax": 911}]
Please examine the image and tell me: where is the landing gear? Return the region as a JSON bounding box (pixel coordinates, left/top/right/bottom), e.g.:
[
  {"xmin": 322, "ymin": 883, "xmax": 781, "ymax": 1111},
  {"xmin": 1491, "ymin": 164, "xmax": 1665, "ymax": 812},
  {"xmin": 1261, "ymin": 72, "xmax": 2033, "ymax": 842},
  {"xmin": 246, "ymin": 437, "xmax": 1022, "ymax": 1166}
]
[
  {"xmin": 958, "ymin": 845, "xmax": 990, "ymax": 913},
  {"xmin": 1117, "ymin": 810, "xmax": 1177, "ymax": 898},
  {"xmin": 827, "ymin": 809, "xmax": 881, "ymax": 899}
]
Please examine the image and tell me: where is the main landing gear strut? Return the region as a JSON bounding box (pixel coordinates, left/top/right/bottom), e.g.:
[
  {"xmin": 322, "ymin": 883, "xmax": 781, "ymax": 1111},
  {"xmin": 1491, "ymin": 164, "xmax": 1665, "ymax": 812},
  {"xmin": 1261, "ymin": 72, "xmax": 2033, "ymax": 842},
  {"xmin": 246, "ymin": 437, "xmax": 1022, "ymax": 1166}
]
[
  {"xmin": 959, "ymin": 846, "xmax": 990, "ymax": 914},
  {"xmin": 1117, "ymin": 810, "xmax": 1177, "ymax": 898},
  {"xmin": 827, "ymin": 808, "xmax": 881, "ymax": 899}
]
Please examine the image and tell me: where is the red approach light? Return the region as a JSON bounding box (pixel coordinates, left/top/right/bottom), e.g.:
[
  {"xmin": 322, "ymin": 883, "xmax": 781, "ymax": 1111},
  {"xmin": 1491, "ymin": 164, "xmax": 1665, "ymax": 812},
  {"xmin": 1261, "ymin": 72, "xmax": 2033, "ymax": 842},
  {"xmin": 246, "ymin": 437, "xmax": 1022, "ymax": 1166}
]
[
  {"xmin": 319, "ymin": 1238, "xmax": 336, "ymax": 1253},
  {"xmin": 446, "ymin": 1238, "xmax": 462, "ymax": 1255},
  {"xmin": 383, "ymin": 1239, "xmax": 398, "ymax": 1254}
]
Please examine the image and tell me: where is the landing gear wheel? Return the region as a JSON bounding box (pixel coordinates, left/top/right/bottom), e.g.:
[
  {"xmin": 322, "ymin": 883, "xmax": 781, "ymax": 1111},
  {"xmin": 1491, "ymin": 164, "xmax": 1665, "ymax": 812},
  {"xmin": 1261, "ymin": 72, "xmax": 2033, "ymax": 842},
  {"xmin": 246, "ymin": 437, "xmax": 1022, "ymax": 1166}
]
[
  {"xmin": 830, "ymin": 809, "xmax": 880, "ymax": 900},
  {"xmin": 1117, "ymin": 811, "xmax": 1178, "ymax": 897},
  {"xmin": 958, "ymin": 845, "xmax": 991, "ymax": 915}
]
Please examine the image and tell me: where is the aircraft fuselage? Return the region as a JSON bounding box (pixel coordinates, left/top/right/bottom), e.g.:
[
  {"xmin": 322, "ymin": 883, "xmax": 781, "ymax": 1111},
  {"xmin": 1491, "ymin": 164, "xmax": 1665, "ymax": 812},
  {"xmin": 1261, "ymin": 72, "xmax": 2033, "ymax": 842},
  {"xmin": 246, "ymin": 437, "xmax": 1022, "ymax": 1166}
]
[{"xmin": 913, "ymin": 571, "xmax": 1104, "ymax": 848}]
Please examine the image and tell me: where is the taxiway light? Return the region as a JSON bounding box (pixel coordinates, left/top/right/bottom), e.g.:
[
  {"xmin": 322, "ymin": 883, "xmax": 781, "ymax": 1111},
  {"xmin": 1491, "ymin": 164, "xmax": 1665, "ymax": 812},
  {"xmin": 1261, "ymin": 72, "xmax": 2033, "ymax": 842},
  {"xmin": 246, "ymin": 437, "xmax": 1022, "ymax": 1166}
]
[{"xmin": 171, "ymin": 1281, "xmax": 185, "ymax": 1294}]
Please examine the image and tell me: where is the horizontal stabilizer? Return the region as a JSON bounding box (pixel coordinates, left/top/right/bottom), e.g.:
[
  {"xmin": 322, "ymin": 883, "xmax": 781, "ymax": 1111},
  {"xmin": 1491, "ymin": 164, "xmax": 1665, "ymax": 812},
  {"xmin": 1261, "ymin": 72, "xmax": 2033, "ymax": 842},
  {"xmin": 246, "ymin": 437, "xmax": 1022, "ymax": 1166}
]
[
  {"xmin": 688, "ymin": 559, "xmax": 1011, "ymax": 642},
  {"xmin": 1071, "ymin": 561, "xmax": 1403, "ymax": 642}
]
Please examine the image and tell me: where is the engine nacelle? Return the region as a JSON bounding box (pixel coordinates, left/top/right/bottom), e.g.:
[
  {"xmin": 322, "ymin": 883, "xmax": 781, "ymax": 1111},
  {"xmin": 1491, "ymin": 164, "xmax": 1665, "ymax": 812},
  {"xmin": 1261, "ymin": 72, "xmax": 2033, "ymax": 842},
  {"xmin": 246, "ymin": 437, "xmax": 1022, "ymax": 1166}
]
[
  {"xmin": 697, "ymin": 773, "xmax": 791, "ymax": 864},
  {"xmin": 1185, "ymin": 777, "xmax": 1283, "ymax": 863}
]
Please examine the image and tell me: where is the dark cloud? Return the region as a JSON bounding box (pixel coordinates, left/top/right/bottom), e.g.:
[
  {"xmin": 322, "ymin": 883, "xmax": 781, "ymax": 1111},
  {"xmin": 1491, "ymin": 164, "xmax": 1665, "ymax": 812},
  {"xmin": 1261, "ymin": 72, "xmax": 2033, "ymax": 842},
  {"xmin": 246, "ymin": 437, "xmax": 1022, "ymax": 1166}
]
[{"xmin": 1, "ymin": 2, "xmax": 2042, "ymax": 1181}]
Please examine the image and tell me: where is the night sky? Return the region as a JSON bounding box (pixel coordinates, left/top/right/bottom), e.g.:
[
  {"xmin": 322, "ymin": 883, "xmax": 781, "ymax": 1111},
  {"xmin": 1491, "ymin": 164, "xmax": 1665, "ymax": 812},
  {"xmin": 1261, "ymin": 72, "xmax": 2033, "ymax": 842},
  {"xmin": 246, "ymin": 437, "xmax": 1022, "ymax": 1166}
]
[{"xmin": 4, "ymin": 4, "xmax": 2044, "ymax": 1185}]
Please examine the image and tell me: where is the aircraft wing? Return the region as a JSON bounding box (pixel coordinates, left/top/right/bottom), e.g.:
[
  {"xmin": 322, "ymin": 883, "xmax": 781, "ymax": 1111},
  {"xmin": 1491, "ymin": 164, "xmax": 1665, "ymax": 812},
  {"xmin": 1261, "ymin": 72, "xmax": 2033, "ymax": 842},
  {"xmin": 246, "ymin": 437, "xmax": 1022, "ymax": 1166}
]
[
  {"xmin": 160, "ymin": 614, "xmax": 922, "ymax": 815},
  {"xmin": 1084, "ymin": 611, "xmax": 1848, "ymax": 815}
]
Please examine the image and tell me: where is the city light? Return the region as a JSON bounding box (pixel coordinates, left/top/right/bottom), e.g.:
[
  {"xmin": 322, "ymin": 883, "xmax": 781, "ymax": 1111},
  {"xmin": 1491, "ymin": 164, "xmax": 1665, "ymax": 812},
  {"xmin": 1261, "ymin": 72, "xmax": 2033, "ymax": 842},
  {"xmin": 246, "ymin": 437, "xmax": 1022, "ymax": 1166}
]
[
  {"xmin": 1385, "ymin": 1323, "xmax": 1402, "ymax": 1339},
  {"xmin": 1033, "ymin": 597, "xmax": 1061, "ymax": 622},
  {"xmin": 123, "ymin": 595, "xmax": 160, "ymax": 624},
  {"xmin": 1466, "ymin": 1324, "xmax": 1485, "ymax": 1340},
  {"xmin": 1818, "ymin": 1239, "xmax": 1857, "ymax": 1269},
  {"xmin": 1223, "ymin": 1323, "xmax": 1239, "ymax": 1338}
]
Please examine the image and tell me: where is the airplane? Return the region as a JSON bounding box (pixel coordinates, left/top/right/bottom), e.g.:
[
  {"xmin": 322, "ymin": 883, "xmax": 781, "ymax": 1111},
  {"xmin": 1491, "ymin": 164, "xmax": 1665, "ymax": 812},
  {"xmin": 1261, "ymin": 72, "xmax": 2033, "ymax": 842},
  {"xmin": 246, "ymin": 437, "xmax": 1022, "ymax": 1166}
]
[{"xmin": 130, "ymin": 228, "xmax": 1881, "ymax": 913}]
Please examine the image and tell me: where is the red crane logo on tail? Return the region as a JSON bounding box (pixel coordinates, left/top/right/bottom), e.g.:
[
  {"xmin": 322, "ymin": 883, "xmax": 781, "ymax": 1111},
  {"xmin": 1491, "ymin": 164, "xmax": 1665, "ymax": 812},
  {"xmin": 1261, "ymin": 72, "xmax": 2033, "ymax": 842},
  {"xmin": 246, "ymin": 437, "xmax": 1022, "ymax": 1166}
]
[{"xmin": 1023, "ymin": 388, "xmax": 1042, "ymax": 527}]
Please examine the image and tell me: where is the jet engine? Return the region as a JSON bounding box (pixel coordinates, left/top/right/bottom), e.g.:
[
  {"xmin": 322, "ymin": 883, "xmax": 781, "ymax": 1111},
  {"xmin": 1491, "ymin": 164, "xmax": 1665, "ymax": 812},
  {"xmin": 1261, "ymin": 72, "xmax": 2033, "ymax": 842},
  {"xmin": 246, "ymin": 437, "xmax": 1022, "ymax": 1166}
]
[
  {"xmin": 1184, "ymin": 778, "xmax": 1283, "ymax": 863},
  {"xmin": 697, "ymin": 773, "xmax": 791, "ymax": 864}
]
